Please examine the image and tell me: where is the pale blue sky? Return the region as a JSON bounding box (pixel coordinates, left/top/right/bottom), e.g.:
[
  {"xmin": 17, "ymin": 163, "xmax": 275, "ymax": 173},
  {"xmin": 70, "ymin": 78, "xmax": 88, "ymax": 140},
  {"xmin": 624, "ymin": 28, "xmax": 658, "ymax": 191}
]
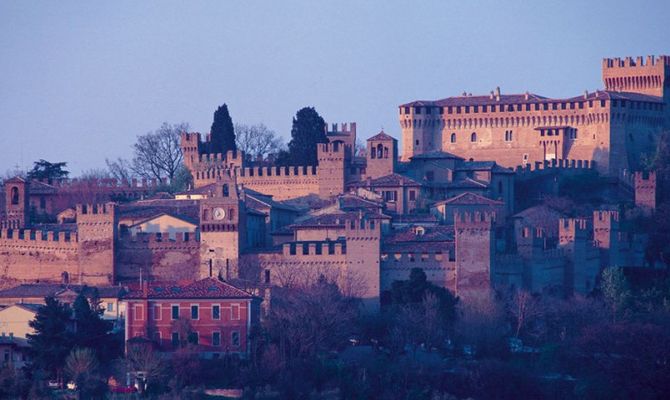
[{"xmin": 1, "ymin": 0, "xmax": 668, "ymax": 175}]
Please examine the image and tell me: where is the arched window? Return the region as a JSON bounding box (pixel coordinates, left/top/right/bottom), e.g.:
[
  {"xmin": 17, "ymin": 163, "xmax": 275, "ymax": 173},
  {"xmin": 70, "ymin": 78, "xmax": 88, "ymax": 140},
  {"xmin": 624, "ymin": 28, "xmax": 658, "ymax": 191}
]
[
  {"xmin": 228, "ymin": 208, "xmax": 235, "ymax": 221},
  {"xmin": 450, "ymin": 133, "xmax": 456, "ymax": 143},
  {"xmin": 384, "ymin": 147, "xmax": 389, "ymax": 158},
  {"xmin": 470, "ymin": 132, "xmax": 477, "ymax": 142},
  {"xmin": 370, "ymin": 146, "xmax": 376, "ymax": 159},
  {"xmin": 10, "ymin": 187, "xmax": 19, "ymax": 205},
  {"xmin": 377, "ymin": 144, "xmax": 384, "ymax": 159},
  {"xmin": 203, "ymin": 209, "xmax": 209, "ymax": 221},
  {"xmin": 222, "ymin": 184, "xmax": 229, "ymax": 197}
]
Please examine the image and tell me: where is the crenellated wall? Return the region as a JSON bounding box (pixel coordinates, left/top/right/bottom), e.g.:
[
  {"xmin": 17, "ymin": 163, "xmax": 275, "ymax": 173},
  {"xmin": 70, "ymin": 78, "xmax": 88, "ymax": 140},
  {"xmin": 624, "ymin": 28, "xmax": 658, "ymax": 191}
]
[
  {"xmin": 116, "ymin": 232, "xmax": 200, "ymax": 282},
  {"xmin": 0, "ymin": 228, "xmax": 79, "ymax": 283},
  {"xmin": 76, "ymin": 203, "xmax": 117, "ymax": 285}
]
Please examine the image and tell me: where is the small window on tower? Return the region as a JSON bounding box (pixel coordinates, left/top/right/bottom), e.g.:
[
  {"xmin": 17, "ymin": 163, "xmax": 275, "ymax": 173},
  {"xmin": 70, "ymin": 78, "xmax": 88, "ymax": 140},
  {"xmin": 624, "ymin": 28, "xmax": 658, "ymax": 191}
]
[
  {"xmin": 10, "ymin": 187, "xmax": 19, "ymax": 205},
  {"xmin": 223, "ymin": 184, "xmax": 229, "ymax": 197}
]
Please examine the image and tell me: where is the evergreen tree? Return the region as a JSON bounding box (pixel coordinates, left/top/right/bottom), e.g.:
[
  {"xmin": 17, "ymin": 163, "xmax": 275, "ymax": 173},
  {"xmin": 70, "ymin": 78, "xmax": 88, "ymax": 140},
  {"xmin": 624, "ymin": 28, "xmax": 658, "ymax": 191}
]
[
  {"xmin": 286, "ymin": 107, "xmax": 328, "ymax": 165},
  {"xmin": 385, "ymin": 267, "xmax": 458, "ymax": 323},
  {"xmin": 72, "ymin": 291, "xmax": 119, "ymax": 363},
  {"xmin": 210, "ymin": 104, "xmax": 236, "ymax": 154},
  {"xmin": 27, "ymin": 159, "xmax": 69, "ymax": 183},
  {"xmin": 27, "ymin": 297, "xmax": 73, "ymax": 377}
]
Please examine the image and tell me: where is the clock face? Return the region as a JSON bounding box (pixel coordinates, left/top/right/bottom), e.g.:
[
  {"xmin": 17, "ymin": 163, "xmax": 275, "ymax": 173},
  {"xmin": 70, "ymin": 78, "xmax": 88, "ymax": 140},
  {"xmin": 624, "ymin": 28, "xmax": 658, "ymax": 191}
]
[{"xmin": 213, "ymin": 207, "xmax": 226, "ymax": 220}]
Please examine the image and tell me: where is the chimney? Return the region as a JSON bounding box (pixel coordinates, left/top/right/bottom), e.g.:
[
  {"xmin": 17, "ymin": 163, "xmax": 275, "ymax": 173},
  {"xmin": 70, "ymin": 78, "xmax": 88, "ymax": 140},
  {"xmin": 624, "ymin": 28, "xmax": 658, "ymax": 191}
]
[
  {"xmin": 489, "ymin": 91, "xmax": 494, "ymax": 100},
  {"xmin": 495, "ymin": 86, "xmax": 501, "ymax": 101},
  {"xmin": 584, "ymin": 90, "xmax": 589, "ymax": 99},
  {"xmin": 524, "ymin": 91, "xmax": 529, "ymax": 101}
]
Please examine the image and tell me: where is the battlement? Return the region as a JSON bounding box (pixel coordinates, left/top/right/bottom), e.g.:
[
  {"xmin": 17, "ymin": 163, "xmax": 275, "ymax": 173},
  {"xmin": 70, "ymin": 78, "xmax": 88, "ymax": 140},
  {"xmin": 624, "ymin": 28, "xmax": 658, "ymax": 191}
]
[
  {"xmin": 0, "ymin": 228, "xmax": 77, "ymax": 245},
  {"xmin": 76, "ymin": 203, "xmax": 116, "ymax": 217},
  {"xmin": 559, "ymin": 218, "xmax": 589, "ymax": 231},
  {"xmin": 282, "ymin": 241, "xmax": 347, "ymax": 257},
  {"xmin": 594, "ymin": 210, "xmax": 619, "ymax": 223},
  {"xmin": 514, "ymin": 159, "xmax": 595, "ymax": 176},
  {"xmin": 325, "ymin": 122, "xmax": 357, "ymax": 135},
  {"xmin": 50, "ymin": 177, "xmax": 162, "ymax": 190},
  {"xmin": 318, "ymin": 141, "xmax": 346, "ymax": 155},
  {"xmin": 454, "ymin": 211, "xmax": 496, "ymax": 225},
  {"xmin": 634, "ymin": 170, "xmax": 656, "ymax": 185},
  {"xmin": 602, "ymin": 55, "xmax": 670, "ymax": 69},
  {"xmin": 238, "ymin": 165, "xmax": 317, "ymax": 178}
]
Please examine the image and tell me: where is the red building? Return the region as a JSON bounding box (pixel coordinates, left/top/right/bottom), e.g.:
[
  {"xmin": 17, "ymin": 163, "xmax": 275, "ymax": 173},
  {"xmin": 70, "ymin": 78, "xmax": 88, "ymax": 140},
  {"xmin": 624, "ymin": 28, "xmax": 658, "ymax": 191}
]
[{"xmin": 122, "ymin": 277, "xmax": 260, "ymax": 357}]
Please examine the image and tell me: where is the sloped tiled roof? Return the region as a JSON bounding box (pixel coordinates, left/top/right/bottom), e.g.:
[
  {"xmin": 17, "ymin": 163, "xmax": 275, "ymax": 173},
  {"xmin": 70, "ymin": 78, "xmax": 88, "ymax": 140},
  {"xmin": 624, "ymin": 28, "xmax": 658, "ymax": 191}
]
[
  {"xmin": 29, "ymin": 180, "xmax": 58, "ymax": 195},
  {"xmin": 123, "ymin": 277, "xmax": 255, "ymax": 300},
  {"xmin": 367, "ymin": 131, "xmax": 396, "ymax": 142},
  {"xmin": 294, "ymin": 210, "xmax": 390, "ymax": 228},
  {"xmin": 448, "ymin": 177, "xmax": 488, "ymax": 189},
  {"xmin": 0, "ymin": 283, "xmax": 125, "ymax": 299},
  {"xmin": 354, "ymin": 173, "xmax": 422, "ymax": 188},
  {"xmin": 383, "ymin": 225, "xmax": 454, "ymax": 252},
  {"xmin": 410, "ymin": 151, "xmax": 463, "ymax": 161},
  {"xmin": 435, "ymin": 192, "xmax": 504, "ymax": 206},
  {"xmin": 118, "ymin": 200, "xmax": 200, "ymax": 221},
  {"xmin": 128, "ymin": 212, "xmax": 198, "ymax": 228},
  {"xmin": 457, "ymin": 161, "xmax": 515, "ymax": 174}
]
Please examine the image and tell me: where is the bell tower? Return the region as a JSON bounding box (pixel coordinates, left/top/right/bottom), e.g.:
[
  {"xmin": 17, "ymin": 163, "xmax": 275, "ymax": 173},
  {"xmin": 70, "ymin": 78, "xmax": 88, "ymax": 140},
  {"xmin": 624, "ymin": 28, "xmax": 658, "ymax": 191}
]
[
  {"xmin": 3, "ymin": 177, "xmax": 29, "ymax": 228},
  {"xmin": 199, "ymin": 171, "xmax": 246, "ymax": 280}
]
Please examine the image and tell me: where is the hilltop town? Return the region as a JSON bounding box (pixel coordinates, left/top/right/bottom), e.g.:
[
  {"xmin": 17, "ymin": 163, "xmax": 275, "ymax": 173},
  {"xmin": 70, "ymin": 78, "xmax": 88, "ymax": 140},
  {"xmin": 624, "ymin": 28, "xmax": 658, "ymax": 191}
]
[{"xmin": 1, "ymin": 54, "xmax": 670, "ymax": 398}]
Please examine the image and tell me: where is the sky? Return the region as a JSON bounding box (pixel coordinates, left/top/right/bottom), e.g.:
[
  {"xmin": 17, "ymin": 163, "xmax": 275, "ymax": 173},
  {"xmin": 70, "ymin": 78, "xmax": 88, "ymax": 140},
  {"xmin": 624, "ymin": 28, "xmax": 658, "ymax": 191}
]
[{"xmin": 0, "ymin": 0, "xmax": 669, "ymax": 175}]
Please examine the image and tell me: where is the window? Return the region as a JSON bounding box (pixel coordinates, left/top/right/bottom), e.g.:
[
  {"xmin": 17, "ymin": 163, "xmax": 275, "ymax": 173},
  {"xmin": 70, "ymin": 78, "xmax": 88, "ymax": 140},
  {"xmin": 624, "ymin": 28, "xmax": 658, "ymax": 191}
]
[
  {"xmin": 370, "ymin": 147, "xmax": 376, "ymax": 159},
  {"xmin": 450, "ymin": 133, "xmax": 456, "ymax": 143},
  {"xmin": 231, "ymin": 304, "xmax": 240, "ymax": 320},
  {"xmin": 153, "ymin": 305, "xmax": 161, "ymax": 320},
  {"xmin": 10, "ymin": 187, "xmax": 18, "ymax": 205},
  {"xmin": 171, "ymin": 305, "xmax": 179, "ymax": 320},
  {"xmin": 370, "ymin": 220, "xmax": 375, "ymax": 229},
  {"xmin": 470, "ymin": 132, "xmax": 477, "ymax": 142},
  {"xmin": 188, "ymin": 332, "xmax": 198, "ymax": 345},
  {"xmin": 384, "ymin": 191, "xmax": 397, "ymax": 202},
  {"xmin": 415, "ymin": 139, "xmax": 419, "ymax": 146},
  {"xmin": 231, "ymin": 331, "xmax": 240, "ymax": 347},
  {"xmin": 212, "ymin": 304, "xmax": 221, "ymax": 320},
  {"xmin": 212, "ymin": 331, "xmax": 221, "ymax": 346},
  {"xmin": 447, "ymin": 106, "xmax": 453, "ymax": 114},
  {"xmin": 133, "ymin": 304, "xmax": 144, "ymax": 321},
  {"xmin": 404, "ymin": 106, "xmax": 409, "ymax": 114},
  {"xmin": 39, "ymin": 196, "xmax": 46, "ymax": 209},
  {"xmin": 377, "ymin": 144, "xmax": 384, "ymax": 159},
  {"xmin": 172, "ymin": 332, "xmax": 180, "ymax": 347},
  {"xmin": 409, "ymin": 190, "xmax": 416, "ymax": 201},
  {"xmin": 415, "ymin": 107, "xmax": 421, "ymax": 114},
  {"xmin": 264, "ymin": 270, "xmax": 271, "ymax": 284},
  {"xmin": 505, "ymin": 130, "xmax": 513, "ymax": 141},
  {"xmin": 190, "ymin": 305, "xmax": 199, "ymax": 320},
  {"xmin": 223, "ymin": 184, "xmax": 229, "ymax": 197},
  {"xmin": 106, "ymin": 302, "xmax": 114, "ymax": 312}
]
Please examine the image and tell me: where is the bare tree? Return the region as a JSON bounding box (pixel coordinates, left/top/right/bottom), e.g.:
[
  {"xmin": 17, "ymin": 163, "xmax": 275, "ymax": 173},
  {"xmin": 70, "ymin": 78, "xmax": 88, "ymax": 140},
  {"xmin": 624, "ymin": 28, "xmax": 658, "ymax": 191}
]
[
  {"xmin": 105, "ymin": 157, "xmax": 135, "ymax": 183},
  {"xmin": 131, "ymin": 122, "xmax": 188, "ymax": 183},
  {"xmin": 508, "ymin": 290, "xmax": 543, "ymax": 338},
  {"xmin": 235, "ymin": 123, "xmax": 284, "ymax": 161}
]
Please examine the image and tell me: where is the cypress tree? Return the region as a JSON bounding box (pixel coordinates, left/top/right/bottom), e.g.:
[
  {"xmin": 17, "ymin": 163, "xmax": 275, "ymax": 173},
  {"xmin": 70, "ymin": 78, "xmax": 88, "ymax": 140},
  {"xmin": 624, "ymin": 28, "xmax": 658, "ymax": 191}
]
[
  {"xmin": 287, "ymin": 107, "xmax": 328, "ymax": 165},
  {"xmin": 210, "ymin": 104, "xmax": 236, "ymax": 154}
]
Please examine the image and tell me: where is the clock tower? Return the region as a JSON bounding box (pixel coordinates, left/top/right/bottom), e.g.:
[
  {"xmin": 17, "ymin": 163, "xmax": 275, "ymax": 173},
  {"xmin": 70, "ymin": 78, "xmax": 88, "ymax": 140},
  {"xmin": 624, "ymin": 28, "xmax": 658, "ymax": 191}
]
[{"xmin": 199, "ymin": 175, "xmax": 246, "ymax": 280}]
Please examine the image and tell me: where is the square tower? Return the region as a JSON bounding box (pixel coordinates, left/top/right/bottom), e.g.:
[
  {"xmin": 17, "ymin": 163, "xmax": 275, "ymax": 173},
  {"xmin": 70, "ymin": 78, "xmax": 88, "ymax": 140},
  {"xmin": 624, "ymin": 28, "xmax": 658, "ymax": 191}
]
[
  {"xmin": 365, "ymin": 131, "xmax": 397, "ymax": 180},
  {"xmin": 199, "ymin": 173, "xmax": 246, "ymax": 280},
  {"xmin": 3, "ymin": 177, "xmax": 29, "ymax": 229}
]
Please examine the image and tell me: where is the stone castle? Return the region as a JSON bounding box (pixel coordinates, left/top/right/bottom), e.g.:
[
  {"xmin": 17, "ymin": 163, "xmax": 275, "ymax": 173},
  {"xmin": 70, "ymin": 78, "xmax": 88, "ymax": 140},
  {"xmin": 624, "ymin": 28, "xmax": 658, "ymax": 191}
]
[
  {"xmin": 400, "ymin": 55, "xmax": 669, "ymax": 175},
  {"xmin": 0, "ymin": 54, "xmax": 665, "ymax": 309}
]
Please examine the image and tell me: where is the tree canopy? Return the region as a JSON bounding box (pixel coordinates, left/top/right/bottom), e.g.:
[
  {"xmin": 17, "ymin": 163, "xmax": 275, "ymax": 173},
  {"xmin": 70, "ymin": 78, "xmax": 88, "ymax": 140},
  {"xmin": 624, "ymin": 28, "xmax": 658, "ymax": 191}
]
[
  {"xmin": 27, "ymin": 160, "xmax": 69, "ymax": 182},
  {"xmin": 235, "ymin": 123, "xmax": 283, "ymax": 161},
  {"xmin": 210, "ymin": 104, "xmax": 236, "ymax": 154},
  {"xmin": 282, "ymin": 107, "xmax": 327, "ymax": 165},
  {"xmin": 27, "ymin": 296, "xmax": 73, "ymax": 376}
]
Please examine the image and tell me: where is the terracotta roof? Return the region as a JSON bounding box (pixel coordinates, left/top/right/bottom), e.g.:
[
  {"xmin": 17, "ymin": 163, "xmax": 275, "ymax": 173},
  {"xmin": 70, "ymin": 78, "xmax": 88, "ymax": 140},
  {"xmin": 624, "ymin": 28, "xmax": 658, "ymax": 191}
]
[
  {"xmin": 435, "ymin": 192, "xmax": 504, "ymax": 206},
  {"xmin": 338, "ymin": 194, "xmax": 384, "ymax": 211},
  {"xmin": 0, "ymin": 283, "xmax": 125, "ymax": 299},
  {"xmin": 243, "ymin": 188, "xmax": 300, "ymax": 212},
  {"xmin": 294, "ymin": 210, "xmax": 390, "ymax": 228},
  {"xmin": 448, "ymin": 177, "xmax": 488, "ymax": 189},
  {"xmin": 383, "ymin": 225, "xmax": 454, "ymax": 252},
  {"xmin": 118, "ymin": 200, "xmax": 200, "ymax": 221},
  {"xmin": 367, "ymin": 131, "xmax": 397, "ymax": 142},
  {"xmin": 123, "ymin": 277, "xmax": 255, "ymax": 300},
  {"xmin": 401, "ymin": 89, "xmax": 664, "ymax": 109},
  {"xmin": 354, "ymin": 173, "xmax": 422, "ymax": 188},
  {"xmin": 128, "ymin": 212, "xmax": 198, "ymax": 228},
  {"xmin": 410, "ymin": 151, "xmax": 463, "ymax": 161},
  {"xmin": 457, "ymin": 161, "xmax": 514, "ymax": 174},
  {"xmin": 29, "ymin": 180, "xmax": 58, "ymax": 195}
]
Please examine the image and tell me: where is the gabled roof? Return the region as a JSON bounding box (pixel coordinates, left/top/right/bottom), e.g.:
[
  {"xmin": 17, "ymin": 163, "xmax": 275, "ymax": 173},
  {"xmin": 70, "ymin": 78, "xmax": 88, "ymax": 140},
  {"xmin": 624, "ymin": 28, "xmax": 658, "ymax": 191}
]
[
  {"xmin": 127, "ymin": 212, "xmax": 198, "ymax": 228},
  {"xmin": 123, "ymin": 277, "xmax": 255, "ymax": 300},
  {"xmin": 243, "ymin": 188, "xmax": 300, "ymax": 212},
  {"xmin": 367, "ymin": 131, "xmax": 396, "ymax": 142},
  {"xmin": 338, "ymin": 194, "xmax": 384, "ymax": 211},
  {"xmin": 293, "ymin": 210, "xmax": 390, "ymax": 228},
  {"xmin": 3, "ymin": 176, "xmax": 27, "ymax": 184},
  {"xmin": 435, "ymin": 192, "xmax": 504, "ymax": 206},
  {"xmin": 400, "ymin": 93, "xmax": 549, "ymax": 108},
  {"xmin": 29, "ymin": 180, "xmax": 58, "ymax": 195}
]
